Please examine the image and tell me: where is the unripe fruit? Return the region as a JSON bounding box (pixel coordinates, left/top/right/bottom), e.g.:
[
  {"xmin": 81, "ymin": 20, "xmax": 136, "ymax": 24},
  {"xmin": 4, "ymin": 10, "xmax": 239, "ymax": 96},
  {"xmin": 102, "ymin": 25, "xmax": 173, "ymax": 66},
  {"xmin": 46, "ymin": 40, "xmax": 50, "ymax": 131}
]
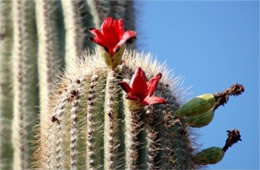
[
  {"xmin": 193, "ymin": 147, "xmax": 224, "ymax": 165},
  {"xmin": 186, "ymin": 110, "xmax": 214, "ymax": 128},
  {"xmin": 176, "ymin": 94, "xmax": 216, "ymax": 117}
]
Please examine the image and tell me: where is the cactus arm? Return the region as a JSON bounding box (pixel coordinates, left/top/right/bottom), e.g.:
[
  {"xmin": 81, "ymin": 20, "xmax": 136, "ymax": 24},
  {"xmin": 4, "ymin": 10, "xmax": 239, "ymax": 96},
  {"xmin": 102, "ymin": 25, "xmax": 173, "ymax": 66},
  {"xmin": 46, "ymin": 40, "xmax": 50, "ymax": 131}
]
[
  {"xmin": 61, "ymin": 0, "xmax": 85, "ymax": 68},
  {"xmin": 12, "ymin": 0, "xmax": 38, "ymax": 169},
  {"xmin": 0, "ymin": 1, "xmax": 14, "ymax": 169}
]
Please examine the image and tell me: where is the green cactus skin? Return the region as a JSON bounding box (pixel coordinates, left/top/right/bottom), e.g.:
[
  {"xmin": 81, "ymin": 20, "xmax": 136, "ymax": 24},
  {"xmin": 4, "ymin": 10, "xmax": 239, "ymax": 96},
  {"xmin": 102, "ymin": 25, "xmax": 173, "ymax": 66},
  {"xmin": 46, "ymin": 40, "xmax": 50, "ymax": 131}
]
[
  {"xmin": 11, "ymin": 0, "xmax": 38, "ymax": 169},
  {"xmin": 35, "ymin": 51, "xmax": 196, "ymax": 169},
  {"xmin": 176, "ymin": 94, "xmax": 216, "ymax": 117},
  {"xmin": 0, "ymin": 1, "xmax": 14, "ymax": 169},
  {"xmin": 0, "ymin": 0, "xmax": 136, "ymax": 168},
  {"xmin": 61, "ymin": 0, "xmax": 85, "ymax": 68},
  {"xmin": 186, "ymin": 110, "xmax": 215, "ymax": 128},
  {"xmin": 35, "ymin": 1, "xmax": 64, "ymax": 160},
  {"xmin": 0, "ymin": 0, "xmax": 243, "ymax": 168},
  {"xmin": 193, "ymin": 147, "xmax": 225, "ymax": 165}
]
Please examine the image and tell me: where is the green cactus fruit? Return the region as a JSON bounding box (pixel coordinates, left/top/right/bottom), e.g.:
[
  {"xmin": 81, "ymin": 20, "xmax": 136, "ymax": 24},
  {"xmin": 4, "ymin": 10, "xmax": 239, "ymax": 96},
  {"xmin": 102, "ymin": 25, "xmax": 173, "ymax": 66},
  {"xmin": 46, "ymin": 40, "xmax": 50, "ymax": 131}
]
[
  {"xmin": 193, "ymin": 147, "xmax": 224, "ymax": 165},
  {"xmin": 176, "ymin": 94, "xmax": 216, "ymax": 117},
  {"xmin": 186, "ymin": 110, "xmax": 214, "ymax": 128}
]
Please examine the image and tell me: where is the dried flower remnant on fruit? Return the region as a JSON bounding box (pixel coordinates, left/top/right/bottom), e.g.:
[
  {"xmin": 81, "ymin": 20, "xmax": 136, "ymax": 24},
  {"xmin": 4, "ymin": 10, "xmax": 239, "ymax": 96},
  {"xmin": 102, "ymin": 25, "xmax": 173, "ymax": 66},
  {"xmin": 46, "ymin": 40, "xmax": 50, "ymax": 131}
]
[
  {"xmin": 119, "ymin": 67, "xmax": 167, "ymax": 109},
  {"xmin": 89, "ymin": 17, "xmax": 136, "ymax": 69},
  {"xmin": 223, "ymin": 129, "xmax": 242, "ymax": 152}
]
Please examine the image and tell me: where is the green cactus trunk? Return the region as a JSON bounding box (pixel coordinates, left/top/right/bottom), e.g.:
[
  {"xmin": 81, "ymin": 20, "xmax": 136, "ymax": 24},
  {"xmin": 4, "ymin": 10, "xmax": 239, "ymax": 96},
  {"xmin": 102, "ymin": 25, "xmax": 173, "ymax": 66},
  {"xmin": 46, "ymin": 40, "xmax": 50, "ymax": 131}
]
[
  {"xmin": 0, "ymin": 0, "xmax": 243, "ymax": 169},
  {"xmin": 0, "ymin": 0, "xmax": 136, "ymax": 169},
  {"xmin": 38, "ymin": 52, "xmax": 195, "ymax": 169}
]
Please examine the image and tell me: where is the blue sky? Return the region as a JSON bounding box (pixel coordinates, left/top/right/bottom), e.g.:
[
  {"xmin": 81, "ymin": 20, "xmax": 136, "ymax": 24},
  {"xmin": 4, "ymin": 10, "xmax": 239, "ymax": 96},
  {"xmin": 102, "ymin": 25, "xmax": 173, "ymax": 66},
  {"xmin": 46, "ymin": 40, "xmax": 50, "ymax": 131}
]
[{"xmin": 136, "ymin": 1, "xmax": 259, "ymax": 169}]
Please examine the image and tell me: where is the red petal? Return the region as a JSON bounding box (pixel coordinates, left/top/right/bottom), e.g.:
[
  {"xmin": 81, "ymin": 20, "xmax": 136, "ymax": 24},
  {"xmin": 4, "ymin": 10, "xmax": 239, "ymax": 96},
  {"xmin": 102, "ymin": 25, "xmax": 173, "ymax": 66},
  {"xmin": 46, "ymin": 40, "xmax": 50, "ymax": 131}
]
[
  {"xmin": 89, "ymin": 37, "xmax": 107, "ymax": 50},
  {"xmin": 119, "ymin": 82, "xmax": 131, "ymax": 93},
  {"xmin": 89, "ymin": 28, "xmax": 103, "ymax": 38},
  {"xmin": 130, "ymin": 68, "xmax": 148, "ymax": 100},
  {"xmin": 117, "ymin": 19, "xmax": 124, "ymax": 37},
  {"xmin": 101, "ymin": 17, "xmax": 121, "ymax": 48},
  {"xmin": 126, "ymin": 94, "xmax": 139, "ymax": 101},
  {"xmin": 143, "ymin": 96, "xmax": 167, "ymax": 106},
  {"xmin": 89, "ymin": 28, "xmax": 109, "ymax": 49},
  {"xmin": 101, "ymin": 17, "xmax": 114, "ymax": 33},
  {"xmin": 113, "ymin": 31, "xmax": 136, "ymax": 53},
  {"xmin": 147, "ymin": 73, "xmax": 162, "ymax": 97}
]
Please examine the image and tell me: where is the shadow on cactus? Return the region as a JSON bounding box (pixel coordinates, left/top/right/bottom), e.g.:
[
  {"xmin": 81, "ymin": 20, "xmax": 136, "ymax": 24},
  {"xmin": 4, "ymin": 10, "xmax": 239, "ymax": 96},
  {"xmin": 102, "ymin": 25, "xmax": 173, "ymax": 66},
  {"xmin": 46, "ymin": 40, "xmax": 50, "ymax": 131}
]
[{"xmin": 33, "ymin": 17, "xmax": 244, "ymax": 169}]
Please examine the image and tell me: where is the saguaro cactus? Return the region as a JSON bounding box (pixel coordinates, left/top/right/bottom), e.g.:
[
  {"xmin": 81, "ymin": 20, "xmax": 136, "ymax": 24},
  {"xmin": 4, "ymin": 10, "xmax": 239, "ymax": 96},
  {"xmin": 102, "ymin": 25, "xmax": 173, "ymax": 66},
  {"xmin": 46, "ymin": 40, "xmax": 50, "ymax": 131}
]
[
  {"xmin": 0, "ymin": 1, "xmax": 244, "ymax": 169},
  {"xmin": 0, "ymin": 1, "xmax": 135, "ymax": 169},
  {"xmin": 35, "ymin": 17, "xmax": 243, "ymax": 169}
]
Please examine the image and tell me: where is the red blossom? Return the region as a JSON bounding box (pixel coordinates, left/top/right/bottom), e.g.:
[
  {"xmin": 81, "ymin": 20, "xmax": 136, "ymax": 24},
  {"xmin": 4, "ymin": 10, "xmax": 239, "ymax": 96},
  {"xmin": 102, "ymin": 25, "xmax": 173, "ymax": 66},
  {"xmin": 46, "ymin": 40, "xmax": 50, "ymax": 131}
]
[
  {"xmin": 119, "ymin": 68, "xmax": 167, "ymax": 106},
  {"xmin": 89, "ymin": 17, "xmax": 136, "ymax": 56}
]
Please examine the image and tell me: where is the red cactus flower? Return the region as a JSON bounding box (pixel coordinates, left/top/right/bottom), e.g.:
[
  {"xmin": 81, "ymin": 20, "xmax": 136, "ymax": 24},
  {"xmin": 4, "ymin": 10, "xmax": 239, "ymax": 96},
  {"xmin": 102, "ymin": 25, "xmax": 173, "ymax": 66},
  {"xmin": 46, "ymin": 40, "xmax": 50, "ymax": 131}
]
[
  {"xmin": 119, "ymin": 67, "xmax": 167, "ymax": 106},
  {"xmin": 89, "ymin": 17, "xmax": 136, "ymax": 56}
]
